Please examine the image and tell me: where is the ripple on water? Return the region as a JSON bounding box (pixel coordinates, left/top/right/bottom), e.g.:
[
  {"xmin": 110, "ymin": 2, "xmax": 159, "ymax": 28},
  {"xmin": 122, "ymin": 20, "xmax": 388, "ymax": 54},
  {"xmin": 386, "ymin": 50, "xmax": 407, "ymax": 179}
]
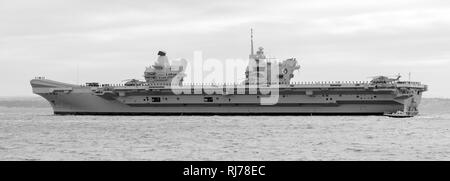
[{"xmin": 0, "ymin": 107, "xmax": 450, "ymax": 160}]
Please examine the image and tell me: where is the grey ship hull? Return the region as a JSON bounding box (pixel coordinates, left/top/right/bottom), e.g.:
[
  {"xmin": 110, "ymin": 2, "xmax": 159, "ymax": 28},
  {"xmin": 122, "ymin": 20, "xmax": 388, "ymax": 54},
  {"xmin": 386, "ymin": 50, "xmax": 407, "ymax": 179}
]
[{"xmin": 30, "ymin": 78, "xmax": 426, "ymax": 116}]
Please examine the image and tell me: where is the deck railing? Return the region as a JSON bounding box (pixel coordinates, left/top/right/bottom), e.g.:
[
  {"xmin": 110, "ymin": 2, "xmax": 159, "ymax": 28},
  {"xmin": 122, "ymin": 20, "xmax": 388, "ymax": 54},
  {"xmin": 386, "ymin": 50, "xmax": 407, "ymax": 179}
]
[{"xmin": 80, "ymin": 80, "xmax": 425, "ymax": 88}]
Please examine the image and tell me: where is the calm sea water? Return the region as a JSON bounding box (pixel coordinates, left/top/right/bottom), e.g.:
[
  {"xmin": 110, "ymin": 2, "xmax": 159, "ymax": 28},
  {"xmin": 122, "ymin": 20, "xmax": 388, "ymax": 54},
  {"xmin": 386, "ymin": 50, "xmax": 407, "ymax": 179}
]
[{"xmin": 0, "ymin": 97, "xmax": 449, "ymax": 160}]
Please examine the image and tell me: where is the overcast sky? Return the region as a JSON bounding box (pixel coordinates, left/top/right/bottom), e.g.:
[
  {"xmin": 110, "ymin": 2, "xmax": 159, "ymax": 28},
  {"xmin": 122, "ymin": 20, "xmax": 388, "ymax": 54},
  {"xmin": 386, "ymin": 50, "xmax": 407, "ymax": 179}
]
[{"xmin": 1, "ymin": 0, "xmax": 449, "ymax": 98}]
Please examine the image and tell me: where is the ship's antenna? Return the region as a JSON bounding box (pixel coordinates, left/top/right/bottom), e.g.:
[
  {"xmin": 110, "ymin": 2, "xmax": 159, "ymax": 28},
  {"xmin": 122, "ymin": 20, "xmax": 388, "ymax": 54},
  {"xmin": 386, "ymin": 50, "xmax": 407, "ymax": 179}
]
[
  {"xmin": 250, "ymin": 28, "xmax": 254, "ymax": 57},
  {"xmin": 76, "ymin": 63, "xmax": 79, "ymax": 85}
]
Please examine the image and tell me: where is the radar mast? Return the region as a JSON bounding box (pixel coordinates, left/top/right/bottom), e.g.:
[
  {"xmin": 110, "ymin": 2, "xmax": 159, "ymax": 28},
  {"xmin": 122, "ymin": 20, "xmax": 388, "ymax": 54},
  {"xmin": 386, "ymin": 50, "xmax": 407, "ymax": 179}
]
[{"xmin": 250, "ymin": 28, "xmax": 254, "ymax": 58}]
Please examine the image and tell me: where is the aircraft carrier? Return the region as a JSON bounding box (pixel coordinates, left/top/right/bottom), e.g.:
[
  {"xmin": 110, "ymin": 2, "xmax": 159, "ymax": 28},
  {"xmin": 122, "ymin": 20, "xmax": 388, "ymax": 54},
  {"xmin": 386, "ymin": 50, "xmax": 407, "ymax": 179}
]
[{"xmin": 30, "ymin": 31, "xmax": 428, "ymax": 117}]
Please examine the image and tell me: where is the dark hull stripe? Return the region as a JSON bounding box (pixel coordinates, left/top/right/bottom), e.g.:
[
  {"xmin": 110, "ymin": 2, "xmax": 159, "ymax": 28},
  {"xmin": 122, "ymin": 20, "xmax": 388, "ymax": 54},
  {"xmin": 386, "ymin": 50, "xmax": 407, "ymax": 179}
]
[{"xmin": 54, "ymin": 112, "xmax": 385, "ymax": 116}]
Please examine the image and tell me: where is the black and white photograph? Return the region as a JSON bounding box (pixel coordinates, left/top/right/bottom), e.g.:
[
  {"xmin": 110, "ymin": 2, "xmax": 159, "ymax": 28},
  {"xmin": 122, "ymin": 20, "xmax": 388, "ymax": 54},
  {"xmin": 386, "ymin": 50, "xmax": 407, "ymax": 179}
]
[{"xmin": 0, "ymin": 0, "xmax": 449, "ymax": 178}]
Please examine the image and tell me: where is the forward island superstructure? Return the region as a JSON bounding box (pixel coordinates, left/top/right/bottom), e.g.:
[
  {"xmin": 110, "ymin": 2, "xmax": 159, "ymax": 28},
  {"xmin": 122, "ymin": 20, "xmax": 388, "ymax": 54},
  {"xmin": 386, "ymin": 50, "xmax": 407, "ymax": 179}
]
[{"xmin": 30, "ymin": 31, "xmax": 427, "ymax": 116}]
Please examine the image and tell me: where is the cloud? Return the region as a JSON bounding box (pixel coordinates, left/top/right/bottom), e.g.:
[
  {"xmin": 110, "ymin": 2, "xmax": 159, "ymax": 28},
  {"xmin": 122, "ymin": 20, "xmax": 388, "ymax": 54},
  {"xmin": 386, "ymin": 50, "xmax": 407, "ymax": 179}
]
[
  {"xmin": 0, "ymin": 0, "xmax": 450, "ymax": 97},
  {"xmin": 378, "ymin": 58, "xmax": 450, "ymax": 67},
  {"xmin": 307, "ymin": 8, "xmax": 450, "ymax": 35}
]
